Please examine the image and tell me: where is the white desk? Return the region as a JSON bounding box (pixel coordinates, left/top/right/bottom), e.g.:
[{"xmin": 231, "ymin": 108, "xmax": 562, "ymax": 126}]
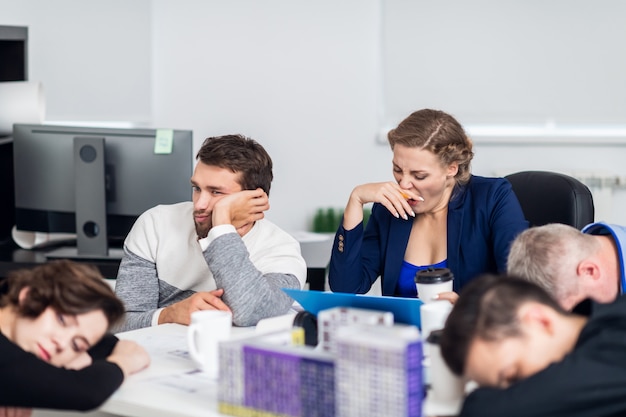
[
  {"xmin": 33, "ymin": 324, "xmax": 252, "ymax": 417},
  {"xmin": 34, "ymin": 322, "xmax": 460, "ymax": 417},
  {"xmin": 103, "ymin": 324, "xmax": 254, "ymax": 417},
  {"xmin": 290, "ymin": 231, "xmax": 334, "ymax": 269}
]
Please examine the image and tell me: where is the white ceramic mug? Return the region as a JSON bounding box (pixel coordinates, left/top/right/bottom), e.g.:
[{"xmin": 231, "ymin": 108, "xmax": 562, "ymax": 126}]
[
  {"xmin": 415, "ymin": 268, "xmax": 454, "ymax": 303},
  {"xmin": 187, "ymin": 310, "xmax": 232, "ymax": 378}
]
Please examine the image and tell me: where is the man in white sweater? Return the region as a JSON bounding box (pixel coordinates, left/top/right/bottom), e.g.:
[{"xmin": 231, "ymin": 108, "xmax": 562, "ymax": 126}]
[{"xmin": 114, "ymin": 135, "xmax": 307, "ymax": 331}]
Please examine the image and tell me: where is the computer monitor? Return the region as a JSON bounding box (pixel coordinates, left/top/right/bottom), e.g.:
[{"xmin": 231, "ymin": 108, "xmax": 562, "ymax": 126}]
[{"xmin": 12, "ymin": 124, "xmax": 193, "ymax": 259}]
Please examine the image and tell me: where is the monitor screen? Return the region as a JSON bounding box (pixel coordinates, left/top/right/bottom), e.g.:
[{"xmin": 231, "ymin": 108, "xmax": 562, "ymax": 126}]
[{"xmin": 12, "ymin": 124, "xmax": 193, "ymax": 259}]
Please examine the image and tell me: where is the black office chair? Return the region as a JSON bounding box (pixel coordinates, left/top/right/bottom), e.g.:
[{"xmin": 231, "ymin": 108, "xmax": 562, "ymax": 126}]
[{"xmin": 505, "ymin": 171, "xmax": 595, "ymax": 229}]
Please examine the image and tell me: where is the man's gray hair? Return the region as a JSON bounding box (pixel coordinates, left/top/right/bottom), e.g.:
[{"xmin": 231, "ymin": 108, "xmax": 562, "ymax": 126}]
[{"xmin": 507, "ymin": 223, "xmax": 600, "ymax": 302}]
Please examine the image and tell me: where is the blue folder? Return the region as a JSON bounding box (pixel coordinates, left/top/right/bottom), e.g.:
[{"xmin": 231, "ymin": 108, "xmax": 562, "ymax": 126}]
[{"xmin": 283, "ymin": 289, "xmax": 423, "ymax": 329}]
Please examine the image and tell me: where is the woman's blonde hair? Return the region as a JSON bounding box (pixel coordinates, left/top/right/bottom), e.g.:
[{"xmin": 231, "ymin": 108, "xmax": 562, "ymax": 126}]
[{"xmin": 387, "ymin": 109, "xmax": 474, "ymax": 185}]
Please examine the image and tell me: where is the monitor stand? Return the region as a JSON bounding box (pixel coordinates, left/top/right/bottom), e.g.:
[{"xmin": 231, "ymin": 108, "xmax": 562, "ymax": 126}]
[{"xmin": 45, "ymin": 136, "xmax": 120, "ymax": 261}]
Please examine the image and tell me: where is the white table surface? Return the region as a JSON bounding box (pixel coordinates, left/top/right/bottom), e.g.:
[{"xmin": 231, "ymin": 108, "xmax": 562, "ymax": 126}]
[
  {"xmin": 97, "ymin": 323, "xmax": 255, "ymax": 417},
  {"xmin": 33, "ymin": 321, "xmax": 460, "ymax": 417}
]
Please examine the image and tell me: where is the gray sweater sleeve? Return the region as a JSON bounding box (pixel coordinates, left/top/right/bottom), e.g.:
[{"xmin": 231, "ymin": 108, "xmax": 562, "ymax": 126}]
[
  {"xmin": 205, "ymin": 233, "xmax": 301, "ymax": 327},
  {"xmin": 113, "ymin": 247, "xmax": 160, "ymax": 332}
]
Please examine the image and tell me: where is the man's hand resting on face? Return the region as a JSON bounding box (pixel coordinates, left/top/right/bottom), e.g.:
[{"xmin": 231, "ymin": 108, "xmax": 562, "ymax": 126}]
[{"xmin": 212, "ymin": 188, "xmax": 270, "ymax": 235}]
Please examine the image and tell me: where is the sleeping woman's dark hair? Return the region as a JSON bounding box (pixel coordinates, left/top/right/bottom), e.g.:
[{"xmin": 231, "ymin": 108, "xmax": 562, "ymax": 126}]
[{"xmin": 0, "ymin": 260, "xmax": 125, "ymax": 329}]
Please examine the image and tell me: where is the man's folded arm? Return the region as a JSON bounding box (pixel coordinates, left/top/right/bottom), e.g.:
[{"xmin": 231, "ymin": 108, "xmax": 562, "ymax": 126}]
[{"xmin": 204, "ymin": 232, "xmax": 304, "ymax": 326}]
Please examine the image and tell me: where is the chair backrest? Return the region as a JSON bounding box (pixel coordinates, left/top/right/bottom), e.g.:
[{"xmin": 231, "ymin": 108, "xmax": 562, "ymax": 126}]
[{"xmin": 504, "ymin": 171, "xmax": 595, "ymax": 229}]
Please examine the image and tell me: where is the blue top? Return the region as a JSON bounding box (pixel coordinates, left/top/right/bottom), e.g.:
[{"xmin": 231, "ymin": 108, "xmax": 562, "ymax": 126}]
[
  {"xmin": 328, "ymin": 175, "xmax": 529, "ymax": 296},
  {"xmin": 396, "ymin": 259, "xmax": 448, "ymax": 297},
  {"xmin": 582, "ymin": 222, "xmax": 626, "ymax": 294}
]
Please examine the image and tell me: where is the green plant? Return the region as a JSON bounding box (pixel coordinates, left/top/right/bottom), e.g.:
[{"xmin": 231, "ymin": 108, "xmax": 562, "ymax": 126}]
[{"xmin": 311, "ymin": 207, "xmax": 370, "ymax": 232}]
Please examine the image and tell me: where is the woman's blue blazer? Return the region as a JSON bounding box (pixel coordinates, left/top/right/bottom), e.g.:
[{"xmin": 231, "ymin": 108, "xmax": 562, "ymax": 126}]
[{"xmin": 328, "ymin": 175, "xmax": 529, "ymax": 295}]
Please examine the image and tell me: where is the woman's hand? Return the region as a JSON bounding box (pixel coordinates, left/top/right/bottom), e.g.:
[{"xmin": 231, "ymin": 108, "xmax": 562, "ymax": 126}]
[
  {"xmin": 0, "ymin": 407, "xmax": 32, "ymax": 417},
  {"xmin": 63, "ymin": 352, "xmax": 93, "ymax": 370},
  {"xmin": 434, "ymin": 291, "xmax": 459, "ymax": 304},
  {"xmin": 343, "ymin": 182, "xmax": 420, "ymax": 230},
  {"xmin": 106, "ymin": 340, "xmax": 151, "ymax": 378}
]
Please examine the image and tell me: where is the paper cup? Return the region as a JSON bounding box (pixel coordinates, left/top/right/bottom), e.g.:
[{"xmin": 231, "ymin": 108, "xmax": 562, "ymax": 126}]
[{"xmin": 415, "ymin": 268, "xmax": 454, "ymax": 303}]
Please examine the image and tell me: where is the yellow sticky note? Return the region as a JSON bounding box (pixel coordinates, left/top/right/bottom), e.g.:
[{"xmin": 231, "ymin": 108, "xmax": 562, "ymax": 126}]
[{"xmin": 154, "ymin": 129, "xmax": 174, "ymax": 154}]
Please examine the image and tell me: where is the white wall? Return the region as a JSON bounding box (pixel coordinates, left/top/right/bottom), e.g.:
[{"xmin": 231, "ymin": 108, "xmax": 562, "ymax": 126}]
[
  {"xmin": 151, "ymin": 0, "xmax": 626, "ymax": 228},
  {"xmin": 381, "ymin": 0, "xmax": 626, "ymax": 225},
  {"xmin": 382, "ymin": 0, "xmax": 626, "ymax": 126},
  {"xmin": 150, "ymin": 0, "xmax": 388, "ymax": 233},
  {"xmin": 3, "ymin": 0, "xmax": 626, "ymax": 231},
  {"xmin": 0, "ymin": 0, "xmax": 152, "ymax": 122}
]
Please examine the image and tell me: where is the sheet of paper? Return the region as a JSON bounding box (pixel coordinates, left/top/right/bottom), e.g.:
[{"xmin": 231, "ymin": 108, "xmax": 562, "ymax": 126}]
[{"xmin": 116, "ymin": 324, "xmax": 254, "ymax": 392}]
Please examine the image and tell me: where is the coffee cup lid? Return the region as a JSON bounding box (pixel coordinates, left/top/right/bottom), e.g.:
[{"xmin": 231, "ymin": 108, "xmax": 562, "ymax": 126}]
[{"xmin": 414, "ymin": 267, "xmax": 454, "ymax": 284}]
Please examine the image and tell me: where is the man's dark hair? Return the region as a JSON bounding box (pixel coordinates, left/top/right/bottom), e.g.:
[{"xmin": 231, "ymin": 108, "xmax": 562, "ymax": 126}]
[
  {"xmin": 196, "ymin": 134, "xmax": 273, "ymax": 195},
  {"xmin": 440, "ymin": 274, "xmax": 567, "ymax": 376}
]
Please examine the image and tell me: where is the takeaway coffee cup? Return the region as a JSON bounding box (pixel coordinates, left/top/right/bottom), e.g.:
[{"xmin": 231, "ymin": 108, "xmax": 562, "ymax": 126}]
[
  {"xmin": 415, "ymin": 267, "xmax": 454, "ymax": 303},
  {"xmin": 187, "ymin": 310, "xmax": 232, "ymax": 378}
]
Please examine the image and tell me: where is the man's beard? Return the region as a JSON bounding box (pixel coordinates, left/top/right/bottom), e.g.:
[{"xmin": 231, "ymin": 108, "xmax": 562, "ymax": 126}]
[{"xmin": 194, "ymin": 212, "xmax": 212, "ymax": 239}]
